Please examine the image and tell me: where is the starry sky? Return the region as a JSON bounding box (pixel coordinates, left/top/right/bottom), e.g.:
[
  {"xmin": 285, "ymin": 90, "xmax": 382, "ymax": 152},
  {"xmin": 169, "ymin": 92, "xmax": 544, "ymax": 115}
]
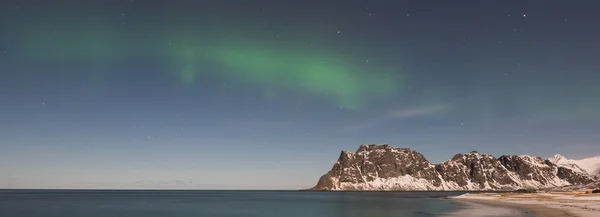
[{"xmin": 1, "ymin": 0, "xmax": 599, "ymax": 189}]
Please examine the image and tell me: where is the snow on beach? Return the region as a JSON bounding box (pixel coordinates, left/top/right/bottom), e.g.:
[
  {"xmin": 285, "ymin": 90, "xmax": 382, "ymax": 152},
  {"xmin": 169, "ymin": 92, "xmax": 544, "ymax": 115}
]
[{"xmin": 452, "ymin": 192, "xmax": 600, "ymax": 217}]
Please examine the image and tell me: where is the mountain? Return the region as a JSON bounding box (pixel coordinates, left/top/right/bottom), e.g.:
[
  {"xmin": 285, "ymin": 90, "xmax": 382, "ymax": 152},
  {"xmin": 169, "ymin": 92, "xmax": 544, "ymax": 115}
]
[
  {"xmin": 548, "ymin": 154, "xmax": 600, "ymax": 178},
  {"xmin": 311, "ymin": 144, "xmax": 596, "ymax": 191}
]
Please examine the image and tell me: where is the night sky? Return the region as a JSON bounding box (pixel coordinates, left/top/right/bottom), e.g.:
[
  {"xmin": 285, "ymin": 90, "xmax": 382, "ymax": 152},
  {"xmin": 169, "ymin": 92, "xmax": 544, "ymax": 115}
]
[{"xmin": 1, "ymin": 0, "xmax": 599, "ymax": 189}]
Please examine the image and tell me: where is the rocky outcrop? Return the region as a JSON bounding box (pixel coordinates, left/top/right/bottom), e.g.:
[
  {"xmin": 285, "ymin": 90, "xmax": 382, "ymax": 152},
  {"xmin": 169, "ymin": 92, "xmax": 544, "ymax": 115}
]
[
  {"xmin": 311, "ymin": 144, "xmax": 596, "ymax": 191},
  {"xmin": 312, "ymin": 144, "xmax": 442, "ymax": 191}
]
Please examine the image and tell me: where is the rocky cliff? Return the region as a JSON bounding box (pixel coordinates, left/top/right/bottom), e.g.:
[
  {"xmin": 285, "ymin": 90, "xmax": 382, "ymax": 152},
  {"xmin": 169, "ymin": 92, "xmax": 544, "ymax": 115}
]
[{"xmin": 311, "ymin": 144, "xmax": 596, "ymax": 191}]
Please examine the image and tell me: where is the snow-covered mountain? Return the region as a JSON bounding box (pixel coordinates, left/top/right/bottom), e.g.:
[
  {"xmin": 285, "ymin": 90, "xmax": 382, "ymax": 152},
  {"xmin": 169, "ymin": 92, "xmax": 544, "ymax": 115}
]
[
  {"xmin": 548, "ymin": 154, "xmax": 600, "ymax": 178},
  {"xmin": 311, "ymin": 144, "xmax": 595, "ymax": 191}
]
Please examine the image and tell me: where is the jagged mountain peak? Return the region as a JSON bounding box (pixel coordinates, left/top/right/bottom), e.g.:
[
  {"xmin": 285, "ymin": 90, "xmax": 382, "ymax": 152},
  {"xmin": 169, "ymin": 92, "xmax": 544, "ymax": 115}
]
[
  {"xmin": 311, "ymin": 145, "xmax": 595, "ymax": 191},
  {"xmin": 547, "ymin": 154, "xmax": 600, "ymax": 177},
  {"xmin": 356, "ymin": 144, "xmax": 410, "ymax": 153},
  {"xmin": 548, "ymin": 154, "xmax": 568, "ymax": 163},
  {"xmin": 516, "ymin": 155, "xmax": 551, "ymax": 166},
  {"xmin": 553, "ymin": 153, "xmax": 566, "ymax": 159},
  {"xmin": 358, "ymin": 143, "xmax": 391, "ymax": 150},
  {"xmin": 456, "ymin": 151, "xmax": 490, "ymax": 156},
  {"xmin": 449, "ymin": 151, "xmax": 497, "ymax": 163}
]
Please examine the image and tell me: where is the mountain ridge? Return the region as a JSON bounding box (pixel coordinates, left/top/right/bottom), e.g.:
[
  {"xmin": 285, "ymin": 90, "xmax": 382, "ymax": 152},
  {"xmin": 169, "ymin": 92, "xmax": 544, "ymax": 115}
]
[
  {"xmin": 548, "ymin": 154, "xmax": 600, "ymax": 178},
  {"xmin": 311, "ymin": 144, "xmax": 596, "ymax": 191}
]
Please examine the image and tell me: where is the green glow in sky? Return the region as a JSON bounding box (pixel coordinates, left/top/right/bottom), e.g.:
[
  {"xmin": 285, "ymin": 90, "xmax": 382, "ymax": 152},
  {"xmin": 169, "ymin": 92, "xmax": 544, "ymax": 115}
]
[
  {"xmin": 15, "ymin": 22, "xmax": 402, "ymax": 109},
  {"xmin": 168, "ymin": 38, "xmax": 400, "ymax": 109}
]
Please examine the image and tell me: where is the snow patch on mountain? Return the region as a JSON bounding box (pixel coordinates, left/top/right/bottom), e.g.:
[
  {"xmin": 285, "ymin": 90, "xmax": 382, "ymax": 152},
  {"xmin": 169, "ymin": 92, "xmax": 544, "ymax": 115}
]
[{"xmin": 548, "ymin": 154, "xmax": 600, "ymax": 178}]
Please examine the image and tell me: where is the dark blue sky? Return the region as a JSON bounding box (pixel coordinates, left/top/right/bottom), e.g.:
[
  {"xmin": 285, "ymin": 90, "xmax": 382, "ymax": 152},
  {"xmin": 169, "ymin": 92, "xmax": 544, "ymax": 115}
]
[{"xmin": 1, "ymin": 0, "xmax": 599, "ymax": 189}]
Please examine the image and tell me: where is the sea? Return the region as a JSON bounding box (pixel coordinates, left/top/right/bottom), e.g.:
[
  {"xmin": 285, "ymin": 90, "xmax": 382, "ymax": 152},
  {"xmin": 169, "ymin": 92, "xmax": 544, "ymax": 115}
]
[{"xmin": 0, "ymin": 190, "xmax": 534, "ymax": 217}]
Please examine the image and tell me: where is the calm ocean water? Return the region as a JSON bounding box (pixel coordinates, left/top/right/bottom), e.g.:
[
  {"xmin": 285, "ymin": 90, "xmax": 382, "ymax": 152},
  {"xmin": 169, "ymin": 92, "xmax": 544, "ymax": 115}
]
[{"xmin": 0, "ymin": 190, "xmax": 530, "ymax": 217}]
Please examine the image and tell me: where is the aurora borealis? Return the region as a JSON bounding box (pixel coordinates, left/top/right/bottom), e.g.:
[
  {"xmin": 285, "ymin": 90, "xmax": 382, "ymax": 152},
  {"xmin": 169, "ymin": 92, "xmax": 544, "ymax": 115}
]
[
  {"xmin": 5, "ymin": 2, "xmax": 401, "ymax": 109},
  {"xmin": 1, "ymin": 0, "xmax": 600, "ymax": 189}
]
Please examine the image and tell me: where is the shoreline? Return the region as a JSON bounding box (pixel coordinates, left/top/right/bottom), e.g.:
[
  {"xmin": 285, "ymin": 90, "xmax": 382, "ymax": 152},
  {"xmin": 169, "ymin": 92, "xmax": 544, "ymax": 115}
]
[
  {"xmin": 450, "ymin": 192, "xmax": 600, "ymax": 217},
  {"xmin": 451, "ymin": 198, "xmax": 574, "ymax": 217},
  {"xmin": 444, "ymin": 199, "xmax": 535, "ymax": 217}
]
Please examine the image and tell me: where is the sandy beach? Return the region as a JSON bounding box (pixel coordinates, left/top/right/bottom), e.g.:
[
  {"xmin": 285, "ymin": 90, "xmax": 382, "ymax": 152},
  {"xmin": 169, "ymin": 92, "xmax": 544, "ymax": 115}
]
[
  {"xmin": 451, "ymin": 192, "xmax": 600, "ymax": 217},
  {"xmin": 443, "ymin": 200, "xmax": 534, "ymax": 217}
]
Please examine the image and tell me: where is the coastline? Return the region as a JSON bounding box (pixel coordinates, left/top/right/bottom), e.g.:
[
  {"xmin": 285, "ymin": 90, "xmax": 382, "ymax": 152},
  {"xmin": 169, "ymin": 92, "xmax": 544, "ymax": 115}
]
[
  {"xmin": 450, "ymin": 192, "xmax": 600, "ymax": 217},
  {"xmin": 442, "ymin": 199, "xmax": 534, "ymax": 217},
  {"xmin": 450, "ymin": 198, "xmax": 572, "ymax": 217}
]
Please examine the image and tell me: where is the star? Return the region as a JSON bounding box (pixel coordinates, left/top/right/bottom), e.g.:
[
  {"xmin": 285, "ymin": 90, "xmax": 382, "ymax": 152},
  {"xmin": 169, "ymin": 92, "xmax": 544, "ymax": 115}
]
[
  {"xmin": 42, "ymin": 102, "xmax": 45, "ymax": 106},
  {"xmin": 406, "ymin": 13, "xmax": 410, "ymax": 16},
  {"xmin": 523, "ymin": 14, "xmax": 527, "ymax": 18},
  {"xmin": 337, "ymin": 30, "xmax": 340, "ymax": 34},
  {"xmin": 368, "ymin": 13, "xmax": 372, "ymax": 16},
  {"xmin": 366, "ymin": 60, "xmax": 369, "ymax": 63},
  {"xmin": 504, "ymin": 73, "xmax": 508, "ymax": 76}
]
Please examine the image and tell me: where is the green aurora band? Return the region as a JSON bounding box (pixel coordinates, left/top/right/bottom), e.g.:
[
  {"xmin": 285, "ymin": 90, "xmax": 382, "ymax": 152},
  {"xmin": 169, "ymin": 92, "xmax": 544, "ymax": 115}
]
[
  {"xmin": 14, "ymin": 22, "xmax": 402, "ymax": 109},
  {"xmin": 169, "ymin": 37, "xmax": 400, "ymax": 109}
]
